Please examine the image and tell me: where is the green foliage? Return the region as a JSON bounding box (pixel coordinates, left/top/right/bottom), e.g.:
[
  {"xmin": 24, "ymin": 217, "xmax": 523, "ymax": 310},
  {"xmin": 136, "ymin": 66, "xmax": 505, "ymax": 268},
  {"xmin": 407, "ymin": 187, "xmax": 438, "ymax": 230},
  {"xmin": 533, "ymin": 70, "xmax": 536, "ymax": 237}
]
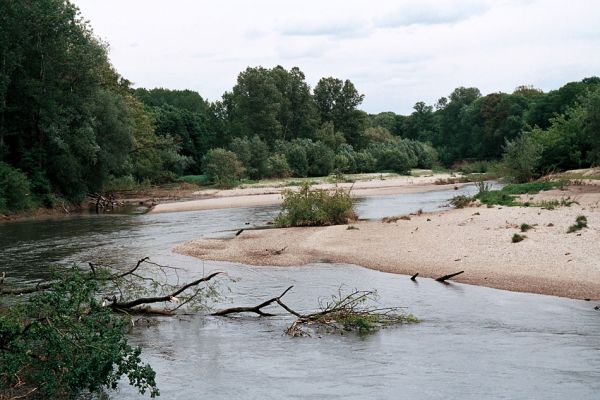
[
  {"xmin": 202, "ymin": 148, "xmax": 245, "ymax": 187},
  {"xmin": 276, "ymin": 182, "xmax": 356, "ymax": 227},
  {"xmin": 366, "ymin": 140, "xmax": 415, "ymax": 174},
  {"xmin": 500, "ymin": 133, "xmax": 543, "ymax": 183},
  {"xmin": 520, "ymin": 223, "xmax": 533, "ymax": 232},
  {"xmin": 0, "ymin": 162, "xmax": 32, "ymax": 214},
  {"xmin": 0, "ymin": 269, "xmax": 158, "ymax": 398},
  {"xmin": 284, "ymin": 141, "xmax": 309, "ymax": 177},
  {"xmin": 475, "ymin": 181, "xmax": 563, "ymax": 206},
  {"xmin": 476, "ymin": 190, "xmax": 517, "ymax": 206},
  {"xmin": 567, "ymin": 215, "xmax": 588, "ymax": 233},
  {"xmin": 512, "ymin": 233, "xmax": 526, "ymax": 243},
  {"xmin": 265, "ymin": 154, "xmax": 291, "ymax": 178},
  {"xmin": 0, "ymin": 0, "xmax": 597, "ymax": 210},
  {"xmin": 230, "ymin": 135, "xmax": 269, "ymax": 179},
  {"xmin": 178, "ymin": 174, "xmax": 210, "ymax": 186}
]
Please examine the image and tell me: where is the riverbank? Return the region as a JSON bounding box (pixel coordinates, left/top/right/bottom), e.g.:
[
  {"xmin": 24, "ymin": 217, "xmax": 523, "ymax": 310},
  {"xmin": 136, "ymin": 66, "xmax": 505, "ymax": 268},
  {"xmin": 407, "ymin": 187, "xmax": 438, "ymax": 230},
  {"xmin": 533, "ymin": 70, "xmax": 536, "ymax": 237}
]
[
  {"xmin": 176, "ymin": 184, "xmax": 600, "ymax": 300},
  {"xmin": 149, "ymin": 172, "xmax": 462, "ymax": 214}
]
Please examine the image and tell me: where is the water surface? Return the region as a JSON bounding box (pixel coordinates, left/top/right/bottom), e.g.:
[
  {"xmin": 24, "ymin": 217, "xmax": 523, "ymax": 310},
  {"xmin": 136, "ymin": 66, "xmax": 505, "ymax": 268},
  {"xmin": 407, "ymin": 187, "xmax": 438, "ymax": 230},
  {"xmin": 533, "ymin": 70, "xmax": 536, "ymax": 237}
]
[{"xmin": 0, "ymin": 183, "xmax": 597, "ymax": 399}]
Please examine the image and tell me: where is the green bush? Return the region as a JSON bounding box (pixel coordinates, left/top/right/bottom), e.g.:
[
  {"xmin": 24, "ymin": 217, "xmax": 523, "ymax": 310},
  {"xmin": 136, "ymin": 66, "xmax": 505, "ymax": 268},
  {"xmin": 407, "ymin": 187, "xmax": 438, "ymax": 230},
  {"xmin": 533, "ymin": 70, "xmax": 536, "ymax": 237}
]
[
  {"xmin": 307, "ymin": 141, "xmax": 335, "ymax": 176},
  {"xmin": 266, "ymin": 154, "xmax": 291, "ymax": 178},
  {"xmin": 0, "ymin": 269, "xmax": 158, "ymax": 398},
  {"xmin": 178, "ymin": 174, "xmax": 210, "ymax": 185},
  {"xmin": 512, "ymin": 233, "xmax": 526, "ymax": 243},
  {"xmin": 567, "ymin": 215, "xmax": 587, "ymax": 233},
  {"xmin": 500, "ymin": 133, "xmax": 543, "ymax": 183},
  {"xmin": 475, "ymin": 181, "xmax": 563, "ymax": 206},
  {"xmin": 520, "ymin": 223, "xmax": 533, "ymax": 232},
  {"xmin": 0, "ymin": 162, "xmax": 33, "ymax": 214},
  {"xmin": 276, "ymin": 182, "xmax": 357, "ymax": 227},
  {"xmin": 285, "ymin": 142, "xmax": 309, "ymax": 177},
  {"xmin": 229, "ymin": 135, "xmax": 269, "ymax": 179},
  {"xmin": 202, "ymin": 148, "xmax": 245, "ymax": 187}
]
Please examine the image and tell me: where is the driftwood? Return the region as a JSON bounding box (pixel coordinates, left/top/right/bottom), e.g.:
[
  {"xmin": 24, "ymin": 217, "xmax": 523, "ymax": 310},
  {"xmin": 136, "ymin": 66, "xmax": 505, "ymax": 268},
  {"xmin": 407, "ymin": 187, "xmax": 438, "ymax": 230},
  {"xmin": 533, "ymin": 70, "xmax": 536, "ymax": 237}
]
[
  {"xmin": 435, "ymin": 270, "xmax": 464, "ymax": 282},
  {"xmin": 410, "ymin": 272, "xmax": 419, "ymax": 281},
  {"xmin": 212, "ymin": 287, "xmax": 417, "ymax": 336},
  {"xmin": 0, "ymin": 272, "xmax": 56, "ymax": 295},
  {"xmin": 2, "ymin": 258, "xmax": 223, "ymax": 316},
  {"xmin": 111, "ymin": 271, "xmax": 221, "ymax": 311},
  {"xmin": 89, "ymin": 192, "xmax": 120, "ymax": 213},
  {"xmin": 212, "ymin": 286, "xmax": 293, "ymax": 316}
]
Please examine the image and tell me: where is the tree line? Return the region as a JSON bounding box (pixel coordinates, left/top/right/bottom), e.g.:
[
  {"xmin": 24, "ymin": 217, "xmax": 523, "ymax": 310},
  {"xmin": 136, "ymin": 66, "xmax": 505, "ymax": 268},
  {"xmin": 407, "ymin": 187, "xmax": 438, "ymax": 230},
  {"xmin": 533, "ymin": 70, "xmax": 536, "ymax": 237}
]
[{"xmin": 1, "ymin": 0, "xmax": 599, "ymax": 214}]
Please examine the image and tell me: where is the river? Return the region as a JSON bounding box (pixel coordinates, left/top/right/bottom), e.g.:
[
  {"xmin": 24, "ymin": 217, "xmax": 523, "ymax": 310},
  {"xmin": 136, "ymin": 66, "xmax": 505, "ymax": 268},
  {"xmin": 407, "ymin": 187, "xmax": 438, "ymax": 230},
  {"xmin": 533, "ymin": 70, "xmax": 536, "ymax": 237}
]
[{"xmin": 1, "ymin": 183, "xmax": 598, "ymax": 399}]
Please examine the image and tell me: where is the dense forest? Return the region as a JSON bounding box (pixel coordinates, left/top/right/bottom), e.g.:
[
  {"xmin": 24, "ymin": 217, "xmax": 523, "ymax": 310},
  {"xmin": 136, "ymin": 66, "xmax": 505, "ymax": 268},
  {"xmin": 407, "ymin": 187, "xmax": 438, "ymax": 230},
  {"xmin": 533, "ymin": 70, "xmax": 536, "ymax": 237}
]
[{"xmin": 1, "ymin": 0, "xmax": 599, "ymax": 214}]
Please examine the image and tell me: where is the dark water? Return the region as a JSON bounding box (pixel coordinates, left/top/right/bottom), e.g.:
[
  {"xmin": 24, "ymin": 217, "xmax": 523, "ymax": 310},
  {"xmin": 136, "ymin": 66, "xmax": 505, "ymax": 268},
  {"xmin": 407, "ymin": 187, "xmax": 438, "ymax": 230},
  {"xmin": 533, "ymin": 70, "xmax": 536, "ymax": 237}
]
[{"xmin": 1, "ymin": 183, "xmax": 598, "ymax": 399}]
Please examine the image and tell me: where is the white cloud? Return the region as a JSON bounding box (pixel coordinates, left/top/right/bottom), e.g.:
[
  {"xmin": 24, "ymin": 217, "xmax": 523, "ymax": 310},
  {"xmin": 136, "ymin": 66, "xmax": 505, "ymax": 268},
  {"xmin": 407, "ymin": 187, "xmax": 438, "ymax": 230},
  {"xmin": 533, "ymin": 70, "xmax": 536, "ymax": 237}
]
[{"xmin": 74, "ymin": 0, "xmax": 600, "ymax": 114}]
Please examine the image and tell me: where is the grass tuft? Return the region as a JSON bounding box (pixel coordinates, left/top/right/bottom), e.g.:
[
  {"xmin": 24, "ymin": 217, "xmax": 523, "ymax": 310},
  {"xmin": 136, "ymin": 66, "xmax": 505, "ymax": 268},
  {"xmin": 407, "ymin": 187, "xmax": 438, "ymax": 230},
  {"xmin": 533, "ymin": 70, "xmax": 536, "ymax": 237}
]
[
  {"xmin": 512, "ymin": 233, "xmax": 526, "ymax": 243},
  {"xmin": 567, "ymin": 215, "xmax": 588, "ymax": 233}
]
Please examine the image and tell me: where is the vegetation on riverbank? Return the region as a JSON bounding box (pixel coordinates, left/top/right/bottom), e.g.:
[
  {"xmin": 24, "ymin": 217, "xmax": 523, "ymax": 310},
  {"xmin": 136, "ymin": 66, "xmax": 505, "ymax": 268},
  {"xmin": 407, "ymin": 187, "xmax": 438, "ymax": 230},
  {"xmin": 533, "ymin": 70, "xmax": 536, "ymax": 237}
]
[
  {"xmin": 276, "ymin": 183, "xmax": 356, "ymax": 227},
  {"xmin": 0, "ymin": 270, "xmax": 159, "ymax": 399},
  {"xmin": 1, "ymin": 1, "xmax": 600, "ymax": 215}
]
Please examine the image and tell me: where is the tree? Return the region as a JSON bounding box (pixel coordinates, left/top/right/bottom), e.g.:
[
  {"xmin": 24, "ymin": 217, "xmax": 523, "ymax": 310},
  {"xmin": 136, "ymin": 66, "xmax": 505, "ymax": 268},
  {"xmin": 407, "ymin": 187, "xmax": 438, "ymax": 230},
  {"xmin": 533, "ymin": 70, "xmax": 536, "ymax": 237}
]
[
  {"xmin": 313, "ymin": 77, "xmax": 366, "ymax": 147},
  {"xmin": 0, "ymin": 0, "xmax": 136, "ymax": 202},
  {"xmin": 202, "ymin": 148, "xmax": 245, "ymax": 187},
  {"xmin": 223, "ymin": 66, "xmax": 318, "ymax": 145},
  {"xmin": 0, "ymin": 270, "xmax": 159, "ymax": 398},
  {"xmin": 500, "ymin": 133, "xmax": 542, "ymax": 183},
  {"xmin": 229, "ymin": 135, "xmax": 269, "ymax": 179}
]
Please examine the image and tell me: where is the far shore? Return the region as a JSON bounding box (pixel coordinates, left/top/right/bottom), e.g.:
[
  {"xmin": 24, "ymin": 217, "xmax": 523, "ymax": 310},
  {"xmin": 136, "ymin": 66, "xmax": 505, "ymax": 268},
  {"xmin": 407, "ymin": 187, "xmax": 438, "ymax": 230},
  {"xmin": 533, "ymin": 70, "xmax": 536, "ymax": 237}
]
[
  {"xmin": 149, "ymin": 172, "xmax": 463, "ymax": 214},
  {"xmin": 176, "ymin": 185, "xmax": 600, "ymax": 300}
]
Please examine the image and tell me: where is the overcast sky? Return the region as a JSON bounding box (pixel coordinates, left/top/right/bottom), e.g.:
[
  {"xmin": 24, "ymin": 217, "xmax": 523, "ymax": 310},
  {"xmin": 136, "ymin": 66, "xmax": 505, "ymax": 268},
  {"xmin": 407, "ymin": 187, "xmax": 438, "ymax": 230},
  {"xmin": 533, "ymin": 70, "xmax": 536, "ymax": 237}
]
[{"xmin": 74, "ymin": 0, "xmax": 600, "ymax": 114}]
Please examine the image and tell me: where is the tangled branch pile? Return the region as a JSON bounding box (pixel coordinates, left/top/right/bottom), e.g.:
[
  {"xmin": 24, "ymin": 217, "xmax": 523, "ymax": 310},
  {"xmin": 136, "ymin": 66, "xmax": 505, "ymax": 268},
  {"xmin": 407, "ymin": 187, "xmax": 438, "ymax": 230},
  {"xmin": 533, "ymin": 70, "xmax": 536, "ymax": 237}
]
[{"xmin": 213, "ymin": 286, "xmax": 418, "ymax": 337}]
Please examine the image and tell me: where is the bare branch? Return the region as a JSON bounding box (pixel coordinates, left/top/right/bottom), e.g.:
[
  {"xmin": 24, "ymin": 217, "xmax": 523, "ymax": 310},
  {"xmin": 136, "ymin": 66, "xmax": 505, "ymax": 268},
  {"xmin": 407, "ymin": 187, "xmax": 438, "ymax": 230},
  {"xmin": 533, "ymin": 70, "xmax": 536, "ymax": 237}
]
[
  {"xmin": 212, "ymin": 286, "xmax": 294, "ymax": 317},
  {"xmin": 112, "ymin": 271, "xmax": 222, "ymax": 310}
]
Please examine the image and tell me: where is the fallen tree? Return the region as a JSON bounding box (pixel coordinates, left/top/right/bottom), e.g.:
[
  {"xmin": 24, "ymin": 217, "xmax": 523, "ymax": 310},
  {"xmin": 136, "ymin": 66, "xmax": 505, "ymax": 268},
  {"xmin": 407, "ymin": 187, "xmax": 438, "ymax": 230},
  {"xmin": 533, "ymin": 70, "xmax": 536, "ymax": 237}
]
[
  {"xmin": 212, "ymin": 286, "xmax": 419, "ymax": 336},
  {"xmin": 0, "ymin": 258, "xmax": 225, "ymax": 399}
]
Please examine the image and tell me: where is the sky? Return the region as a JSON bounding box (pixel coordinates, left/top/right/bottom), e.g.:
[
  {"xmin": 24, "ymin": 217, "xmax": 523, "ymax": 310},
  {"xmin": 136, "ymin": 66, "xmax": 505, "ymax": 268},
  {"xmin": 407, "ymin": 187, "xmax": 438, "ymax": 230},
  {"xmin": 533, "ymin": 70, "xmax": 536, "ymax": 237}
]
[{"xmin": 74, "ymin": 0, "xmax": 600, "ymax": 114}]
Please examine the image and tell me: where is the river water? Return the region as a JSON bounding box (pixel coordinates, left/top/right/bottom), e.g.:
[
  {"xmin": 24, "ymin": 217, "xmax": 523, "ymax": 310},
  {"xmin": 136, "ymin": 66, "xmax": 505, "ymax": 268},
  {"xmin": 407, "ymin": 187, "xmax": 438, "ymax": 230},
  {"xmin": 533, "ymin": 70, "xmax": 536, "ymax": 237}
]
[{"xmin": 1, "ymin": 184, "xmax": 598, "ymax": 399}]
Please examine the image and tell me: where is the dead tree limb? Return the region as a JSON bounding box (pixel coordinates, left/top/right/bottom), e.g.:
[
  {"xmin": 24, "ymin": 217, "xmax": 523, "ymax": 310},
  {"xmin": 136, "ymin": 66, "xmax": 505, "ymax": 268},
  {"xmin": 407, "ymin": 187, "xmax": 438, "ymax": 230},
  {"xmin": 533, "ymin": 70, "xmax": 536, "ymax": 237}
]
[
  {"xmin": 0, "ymin": 278, "xmax": 55, "ymax": 295},
  {"xmin": 112, "ymin": 257, "xmax": 150, "ymax": 279},
  {"xmin": 112, "ymin": 271, "xmax": 222, "ymax": 310},
  {"xmin": 410, "ymin": 273, "xmax": 419, "ymax": 281},
  {"xmin": 435, "ymin": 270, "xmax": 464, "ymax": 282},
  {"xmin": 211, "ymin": 286, "xmax": 294, "ymax": 316}
]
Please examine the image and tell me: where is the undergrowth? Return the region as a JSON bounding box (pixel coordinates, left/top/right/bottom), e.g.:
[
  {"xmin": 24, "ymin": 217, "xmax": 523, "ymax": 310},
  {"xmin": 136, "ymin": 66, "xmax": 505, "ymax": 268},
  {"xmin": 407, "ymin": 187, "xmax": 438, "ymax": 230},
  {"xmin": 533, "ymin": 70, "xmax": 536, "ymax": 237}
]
[{"xmin": 276, "ymin": 182, "xmax": 356, "ymax": 227}]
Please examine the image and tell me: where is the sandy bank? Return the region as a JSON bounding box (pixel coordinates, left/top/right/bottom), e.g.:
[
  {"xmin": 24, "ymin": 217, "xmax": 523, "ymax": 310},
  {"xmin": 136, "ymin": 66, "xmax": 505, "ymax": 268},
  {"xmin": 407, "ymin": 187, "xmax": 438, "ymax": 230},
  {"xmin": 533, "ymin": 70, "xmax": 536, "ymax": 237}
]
[
  {"xmin": 176, "ymin": 185, "xmax": 600, "ymax": 300},
  {"xmin": 150, "ymin": 173, "xmax": 461, "ymax": 214}
]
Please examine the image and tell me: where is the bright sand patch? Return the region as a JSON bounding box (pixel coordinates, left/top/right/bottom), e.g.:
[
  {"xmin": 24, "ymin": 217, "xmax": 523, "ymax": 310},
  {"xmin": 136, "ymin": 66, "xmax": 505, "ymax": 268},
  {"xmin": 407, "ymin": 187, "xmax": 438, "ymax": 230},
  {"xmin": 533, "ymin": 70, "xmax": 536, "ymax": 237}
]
[
  {"xmin": 176, "ymin": 186, "xmax": 600, "ymax": 300},
  {"xmin": 149, "ymin": 174, "xmax": 461, "ymax": 214}
]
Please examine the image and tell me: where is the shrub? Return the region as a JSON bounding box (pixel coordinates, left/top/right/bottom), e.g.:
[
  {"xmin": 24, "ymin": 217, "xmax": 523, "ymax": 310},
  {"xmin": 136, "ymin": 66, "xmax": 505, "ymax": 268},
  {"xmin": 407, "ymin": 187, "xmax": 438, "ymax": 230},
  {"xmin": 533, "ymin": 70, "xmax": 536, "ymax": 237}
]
[
  {"xmin": 0, "ymin": 162, "xmax": 33, "ymax": 214},
  {"xmin": 178, "ymin": 174, "xmax": 210, "ymax": 185},
  {"xmin": 355, "ymin": 151, "xmax": 377, "ymax": 173},
  {"xmin": 512, "ymin": 233, "xmax": 526, "ymax": 243},
  {"xmin": 475, "ymin": 181, "xmax": 563, "ymax": 206},
  {"xmin": 276, "ymin": 182, "xmax": 356, "ymax": 227},
  {"xmin": 500, "ymin": 133, "xmax": 543, "ymax": 183},
  {"xmin": 307, "ymin": 141, "xmax": 335, "ymax": 176},
  {"xmin": 285, "ymin": 142, "xmax": 309, "ymax": 177},
  {"xmin": 202, "ymin": 148, "xmax": 245, "ymax": 187},
  {"xmin": 567, "ymin": 215, "xmax": 588, "ymax": 233},
  {"xmin": 0, "ymin": 269, "xmax": 159, "ymax": 398},
  {"xmin": 520, "ymin": 223, "xmax": 533, "ymax": 232},
  {"xmin": 229, "ymin": 135, "xmax": 269, "ymax": 179},
  {"xmin": 266, "ymin": 154, "xmax": 291, "ymax": 178},
  {"xmin": 449, "ymin": 195, "xmax": 473, "ymax": 208}
]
